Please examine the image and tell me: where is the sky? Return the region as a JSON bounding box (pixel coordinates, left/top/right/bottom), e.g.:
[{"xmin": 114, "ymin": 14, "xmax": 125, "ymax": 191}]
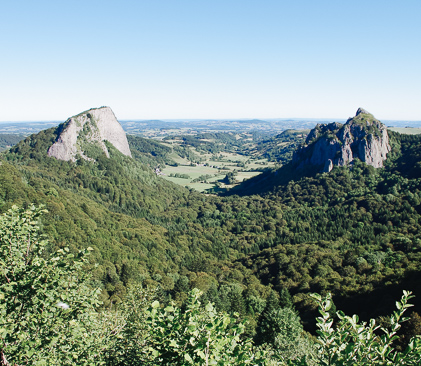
[{"xmin": 1, "ymin": 0, "xmax": 420, "ymax": 122}]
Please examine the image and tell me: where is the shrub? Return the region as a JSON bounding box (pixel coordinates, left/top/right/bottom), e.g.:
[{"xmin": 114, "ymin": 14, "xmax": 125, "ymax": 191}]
[
  {"xmin": 309, "ymin": 291, "xmax": 421, "ymax": 365},
  {"xmin": 0, "ymin": 205, "xmax": 111, "ymax": 365}
]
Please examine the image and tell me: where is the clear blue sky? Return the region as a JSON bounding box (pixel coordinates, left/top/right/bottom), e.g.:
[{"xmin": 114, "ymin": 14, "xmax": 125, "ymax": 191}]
[{"xmin": 1, "ymin": 0, "xmax": 420, "ymax": 121}]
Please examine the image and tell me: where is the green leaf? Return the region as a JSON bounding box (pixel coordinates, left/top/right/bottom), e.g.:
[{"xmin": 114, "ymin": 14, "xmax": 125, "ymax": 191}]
[
  {"xmin": 311, "ymin": 293, "xmax": 322, "ymax": 302},
  {"xmin": 169, "ymin": 339, "xmax": 178, "ymax": 348},
  {"xmin": 184, "ymin": 353, "xmax": 193, "ymax": 363}
]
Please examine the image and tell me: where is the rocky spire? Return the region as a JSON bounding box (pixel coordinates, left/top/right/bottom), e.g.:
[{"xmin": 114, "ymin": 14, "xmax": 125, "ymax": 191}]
[
  {"xmin": 356, "ymin": 107, "xmax": 371, "ymax": 116},
  {"xmin": 293, "ymin": 108, "xmax": 391, "ymax": 172},
  {"xmin": 48, "ymin": 107, "xmax": 132, "ymax": 162}
]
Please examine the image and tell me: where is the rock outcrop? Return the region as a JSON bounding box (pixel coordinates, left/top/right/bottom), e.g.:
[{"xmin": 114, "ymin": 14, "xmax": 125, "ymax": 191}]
[
  {"xmin": 293, "ymin": 108, "xmax": 390, "ymax": 172},
  {"xmin": 48, "ymin": 107, "xmax": 132, "ymax": 162}
]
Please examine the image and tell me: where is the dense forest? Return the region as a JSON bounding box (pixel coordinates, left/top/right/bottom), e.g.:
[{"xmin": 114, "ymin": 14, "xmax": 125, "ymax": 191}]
[
  {"xmin": 0, "ymin": 133, "xmax": 25, "ymax": 152},
  {"xmin": 2, "ymin": 123, "xmax": 421, "ymax": 363}
]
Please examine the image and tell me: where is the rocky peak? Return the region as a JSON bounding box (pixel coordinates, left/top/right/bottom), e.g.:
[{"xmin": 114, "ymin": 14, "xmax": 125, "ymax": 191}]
[
  {"xmin": 305, "ymin": 122, "xmax": 343, "ymax": 145},
  {"xmin": 356, "ymin": 107, "xmax": 371, "ymax": 116},
  {"xmin": 47, "ymin": 106, "xmax": 132, "ymax": 162},
  {"xmin": 293, "ymin": 108, "xmax": 391, "ymax": 172}
]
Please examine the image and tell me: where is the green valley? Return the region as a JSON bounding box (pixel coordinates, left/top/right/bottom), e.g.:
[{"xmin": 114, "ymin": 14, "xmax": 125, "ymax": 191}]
[{"xmin": 2, "ymin": 107, "xmax": 421, "ymax": 364}]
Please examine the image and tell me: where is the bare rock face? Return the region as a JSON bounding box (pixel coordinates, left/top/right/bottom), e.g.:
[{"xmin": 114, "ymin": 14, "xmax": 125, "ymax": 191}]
[
  {"xmin": 293, "ymin": 108, "xmax": 391, "ymax": 171},
  {"xmin": 47, "ymin": 107, "xmax": 132, "ymax": 162}
]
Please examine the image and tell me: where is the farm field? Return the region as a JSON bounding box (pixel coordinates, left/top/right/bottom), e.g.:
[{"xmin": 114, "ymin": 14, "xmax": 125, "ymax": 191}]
[
  {"xmin": 388, "ymin": 127, "xmax": 421, "ymax": 135},
  {"xmin": 160, "ymin": 150, "xmax": 275, "ymax": 192}
]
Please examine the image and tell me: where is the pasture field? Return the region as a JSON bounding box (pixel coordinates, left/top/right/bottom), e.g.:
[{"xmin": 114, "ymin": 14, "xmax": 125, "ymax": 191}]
[
  {"xmin": 160, "ymin": 149, "xmax": 275, "ymax": 192},
  {"xmin": 163, "ymin": 164, "xmax": 220, "ymax": 180},
  {"xmin": 236, "ymin": 171, "xmax": 262, "ymax": 182},
  {"xmin": 388, "ymin": 127, "xmax": 421, "ymax": 135}
]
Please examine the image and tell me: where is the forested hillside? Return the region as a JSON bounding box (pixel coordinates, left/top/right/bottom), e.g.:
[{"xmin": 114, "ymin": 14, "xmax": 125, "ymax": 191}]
[
  {"xmin": 244, "ymin": 129, "xmax": 309, "ymax": 164},
  {"xmin": 5, "ymin": 204, "xmax": 420, "ymax": 365},
  {"xmin": 2, "ymin": 121, "xmax": 421, "ymax": 356},
  {"xmin": 231, "ymin": 131, "xmax": 421, "ymax": 311},
  {"xmin": 0, "ymin": 133, "xmax": 25, "ymax": 151}
]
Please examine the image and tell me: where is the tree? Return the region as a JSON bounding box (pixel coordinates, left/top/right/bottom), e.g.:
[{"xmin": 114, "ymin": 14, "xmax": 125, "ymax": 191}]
[
  {"xmin": 106, "ymin": 284, "xmax": 156, "ymax": 366},
  {"xmin": 279, "ymin": 288, "xmax": 294, "ymax": 309},
  {"xmin": 0, "ymin": 205, "xmax": 112, "ymax": 365},
  {"xmin": 264, "ymin": 307, "xmax": 316, "ymax": 364},
  {"xmin": 255, "ymin": 289, "xmax": 315, "ymax": 365},
  {"xmin": 256, "ymin": 290, "xmax": 280, "ymax": 344}
]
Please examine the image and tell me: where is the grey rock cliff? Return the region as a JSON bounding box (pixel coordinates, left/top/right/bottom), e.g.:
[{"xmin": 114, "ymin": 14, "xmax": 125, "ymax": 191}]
[
  {"xmin": 293, "ymin": 108, "xmax": 390, "ymax": 172},
  {"xmin": 47, "ymin": 107, "xmax": 132, "ymax": 162}
]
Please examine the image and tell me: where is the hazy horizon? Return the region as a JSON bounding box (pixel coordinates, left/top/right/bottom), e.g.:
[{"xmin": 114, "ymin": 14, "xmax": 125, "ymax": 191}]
[{"xmin": 1, "ymin": 116, "xmax": 420, "ymax": 124}]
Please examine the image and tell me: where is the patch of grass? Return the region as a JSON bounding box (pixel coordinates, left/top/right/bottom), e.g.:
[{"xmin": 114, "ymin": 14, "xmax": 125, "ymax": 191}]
[
  {"xmin": 159, "ymin": 144, "xmax": 276, "ymax": 192},
  {"xmin": 236, "ymin": 171, "xmax": 262, "ymax": 182},
  {"xmin": 388, "ymin": 127, "xmax": 421, "ymax": 135}
]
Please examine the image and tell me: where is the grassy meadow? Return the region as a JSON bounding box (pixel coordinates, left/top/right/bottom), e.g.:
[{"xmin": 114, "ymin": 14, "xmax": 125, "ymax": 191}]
[
  {"xmin": 160, "ymin": 147, "xmax": 276, "ymax": 192},
  {"xmin": 388, "ymin": 127, "xmax": 421, "ymax": 135}
]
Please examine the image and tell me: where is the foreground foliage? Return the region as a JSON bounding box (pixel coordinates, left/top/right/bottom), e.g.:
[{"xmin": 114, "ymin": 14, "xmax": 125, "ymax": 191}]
[
  {"xmin": 144, "ymin": 288, "xmax": 261, "ymax": 365},
  {"xmin": 1, "ymin": 205, "xmax": 421, "ymax": 365},
  {"xmin": 310, "ymin": 291, "xmax": 421, "ymax": 365},
  {"xmin": 0, "ymin": 205, "xmax": 114, "ymax": 365}
]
